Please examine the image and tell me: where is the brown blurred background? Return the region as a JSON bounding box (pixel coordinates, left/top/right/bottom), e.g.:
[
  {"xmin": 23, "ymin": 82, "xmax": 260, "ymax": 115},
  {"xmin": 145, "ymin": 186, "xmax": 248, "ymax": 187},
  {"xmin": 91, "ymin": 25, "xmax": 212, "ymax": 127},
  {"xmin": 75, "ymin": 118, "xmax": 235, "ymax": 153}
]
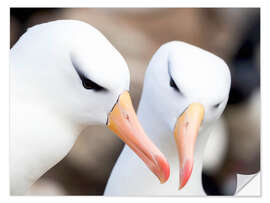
[{"xmin": 10, "ymin": 8, "xmax": 260, "ymax": 196}]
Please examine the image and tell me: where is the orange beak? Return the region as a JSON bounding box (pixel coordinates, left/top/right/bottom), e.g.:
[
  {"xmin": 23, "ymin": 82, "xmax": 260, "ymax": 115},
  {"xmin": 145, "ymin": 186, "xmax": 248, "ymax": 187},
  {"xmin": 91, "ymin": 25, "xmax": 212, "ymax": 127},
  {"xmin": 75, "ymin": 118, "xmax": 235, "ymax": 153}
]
[
  {"xmin": 107, "ymin": 91, "xmax": 170, "ymax": 183},
  {"xmin": 174, "ymin": 103, "xmax": 204, "ymax": 189}
]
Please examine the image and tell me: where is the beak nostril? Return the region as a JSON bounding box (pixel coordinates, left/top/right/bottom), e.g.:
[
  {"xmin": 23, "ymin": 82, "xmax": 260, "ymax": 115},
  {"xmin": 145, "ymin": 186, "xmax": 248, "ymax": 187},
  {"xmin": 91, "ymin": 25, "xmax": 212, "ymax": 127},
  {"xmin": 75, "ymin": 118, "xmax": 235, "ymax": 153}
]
[{"xmin": 124, "ymin": 112, "xmax": 130, "ymax": 121}]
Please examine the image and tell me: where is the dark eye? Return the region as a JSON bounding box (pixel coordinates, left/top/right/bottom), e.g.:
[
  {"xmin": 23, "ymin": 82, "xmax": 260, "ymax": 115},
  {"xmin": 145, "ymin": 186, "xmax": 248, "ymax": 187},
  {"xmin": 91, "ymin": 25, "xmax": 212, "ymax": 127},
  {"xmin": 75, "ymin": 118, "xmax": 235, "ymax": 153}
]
[
  {"xmin": 75, "ymin": 68, "xmax": 105, "ymax": 91},
  {"xmin": 213, "ymin": 103, "xmax": 221, "ymax": 108},
  {"xmin": 81, "ymin": 75, "xmax": 105, "ymax": 91},
  {"xmin": 170, "ymin": 76, "xmax": 180, "ymax": 92},
  {"xmin": 71, "ymin": 55, "xmax": 106, "ymax": 92}
]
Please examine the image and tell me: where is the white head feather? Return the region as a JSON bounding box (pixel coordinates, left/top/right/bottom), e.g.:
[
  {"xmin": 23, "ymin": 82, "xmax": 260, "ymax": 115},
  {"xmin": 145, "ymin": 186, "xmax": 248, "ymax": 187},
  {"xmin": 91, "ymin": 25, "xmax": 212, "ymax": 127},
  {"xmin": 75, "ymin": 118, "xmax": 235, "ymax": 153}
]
[
  {"xmin": 140, "ymin": 41, "xmax": 231, "ymax": 132},
  {"xmin": 11, "ymin": 20, "xmax": 130, "ymax": 125}
]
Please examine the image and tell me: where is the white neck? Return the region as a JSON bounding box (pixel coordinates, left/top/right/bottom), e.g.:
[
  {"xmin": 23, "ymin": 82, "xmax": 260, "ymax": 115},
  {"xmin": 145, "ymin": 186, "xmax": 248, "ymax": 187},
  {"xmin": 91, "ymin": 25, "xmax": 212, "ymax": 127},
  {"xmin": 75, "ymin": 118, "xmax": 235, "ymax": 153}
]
[{"xmin": 10, "ymin": 95, "xmax": 86, "ymax": 194}]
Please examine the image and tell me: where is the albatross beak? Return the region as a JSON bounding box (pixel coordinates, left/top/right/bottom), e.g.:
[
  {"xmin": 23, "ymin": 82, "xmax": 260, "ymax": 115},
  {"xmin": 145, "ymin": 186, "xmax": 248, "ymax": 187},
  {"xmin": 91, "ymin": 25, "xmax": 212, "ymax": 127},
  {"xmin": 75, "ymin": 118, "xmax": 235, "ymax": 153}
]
[
  {"xmin": 107, "ymin": 91, "xmax": 170, "ymax": 183},
  {"xmin": 174, "ymin": 103, "xmax": 204, "ymax": 189}
]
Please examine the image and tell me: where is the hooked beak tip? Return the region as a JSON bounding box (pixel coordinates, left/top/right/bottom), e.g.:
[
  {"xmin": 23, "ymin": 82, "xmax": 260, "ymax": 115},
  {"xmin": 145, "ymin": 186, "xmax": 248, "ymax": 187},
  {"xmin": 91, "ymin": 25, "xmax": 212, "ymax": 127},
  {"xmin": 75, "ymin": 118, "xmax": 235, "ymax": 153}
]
[
  {"xmin": 151, "ymin": 154, "xmax": 170, "ymax": 184},
  {"xmin": 159, "ymin": 158, "xmax": 170, "ymax": 184},
  {"xmin": 179, "ymin": 160, "xmax": 193, "ymax": 190}
]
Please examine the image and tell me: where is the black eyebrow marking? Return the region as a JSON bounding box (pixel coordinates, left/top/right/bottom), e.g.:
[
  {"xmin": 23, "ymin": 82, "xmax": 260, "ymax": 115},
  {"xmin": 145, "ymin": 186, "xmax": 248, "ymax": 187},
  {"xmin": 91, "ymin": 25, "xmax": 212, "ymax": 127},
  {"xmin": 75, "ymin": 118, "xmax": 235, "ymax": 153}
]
[
  {"xmin": 71, "ymin": 56, "xmax": 106, "ymax": 91},
  {"xmin": 170, "ymin": 76, "xmax": 180, "ymax": 91},
  {"xmin": 168, "ymin": 60, "xmax": 183, "ymax": 95},
  {"xmin": 213, "ymin": 102, "xmax": 222, "ymax": 108},
  {"xmin": 78, "ymin": 71, "xmax": 106, "ymax": 91}
]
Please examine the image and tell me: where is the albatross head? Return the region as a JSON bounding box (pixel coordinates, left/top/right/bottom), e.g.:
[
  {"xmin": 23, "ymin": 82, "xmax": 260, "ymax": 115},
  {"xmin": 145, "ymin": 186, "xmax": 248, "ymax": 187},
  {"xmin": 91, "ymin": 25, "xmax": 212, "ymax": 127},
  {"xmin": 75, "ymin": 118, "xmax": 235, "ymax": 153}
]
[
  {"xmin": 70, "ymin": 39, "xmax": 170, "ymax": 183},
  {"xmin": 141, "ymin": 41, "xmax": 231, "ymax": 189},
  {"xmin": 13, "ymin": 20, "xmax": 169, "ymax": 183}
]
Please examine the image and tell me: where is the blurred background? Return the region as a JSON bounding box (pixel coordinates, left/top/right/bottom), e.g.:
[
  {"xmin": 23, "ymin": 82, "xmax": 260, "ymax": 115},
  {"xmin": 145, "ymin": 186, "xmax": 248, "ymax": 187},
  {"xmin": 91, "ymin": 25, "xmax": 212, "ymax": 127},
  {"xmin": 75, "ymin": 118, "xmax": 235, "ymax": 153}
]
[{"xmin": 10, "ymin": 8, "xmax": 260, "ymax": 196}]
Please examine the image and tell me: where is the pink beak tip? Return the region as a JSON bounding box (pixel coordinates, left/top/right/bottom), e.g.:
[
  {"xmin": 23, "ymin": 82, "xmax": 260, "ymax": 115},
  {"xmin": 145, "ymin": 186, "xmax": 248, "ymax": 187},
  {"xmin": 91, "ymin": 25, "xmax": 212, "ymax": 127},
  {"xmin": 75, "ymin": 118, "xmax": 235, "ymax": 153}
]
[
  {"xmin": 179, "ymin": 160, "xmax": 193, "ymax": 190},
  {"xmin": 157, "ymin": 155, "xmax": 170, "ymax": 184}
]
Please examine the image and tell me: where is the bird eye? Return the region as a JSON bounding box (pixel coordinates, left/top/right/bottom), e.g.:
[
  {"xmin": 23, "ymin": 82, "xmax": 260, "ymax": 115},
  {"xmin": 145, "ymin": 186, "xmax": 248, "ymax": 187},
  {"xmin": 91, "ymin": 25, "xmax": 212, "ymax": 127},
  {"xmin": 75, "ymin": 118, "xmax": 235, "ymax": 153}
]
[
  {"xmin": 80, "ymin": 75, "xmax": 105, "ymax": 91},
  {"xmin": 75, "ymin": 67, "xmax": 105, "ymax": 91},
  {"xmin": 71, "ymin": 55, "xmax": 106, "ymax": 91},
  {"xmin": 170, "ymin": 76, "xmax": 180, "ymax": 92},
  {"xmin": 213, "ymin": 103, "xmax": 221, "ymax": 108}
]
